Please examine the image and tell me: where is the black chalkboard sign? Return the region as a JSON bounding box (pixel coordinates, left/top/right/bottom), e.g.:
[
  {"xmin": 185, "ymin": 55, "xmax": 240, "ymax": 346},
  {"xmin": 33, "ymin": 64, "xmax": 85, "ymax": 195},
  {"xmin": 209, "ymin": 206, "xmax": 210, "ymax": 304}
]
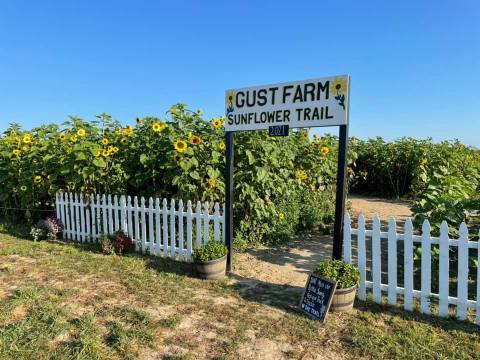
[
  {"xmin": 268, "ymin": 125, "xmax": 289, "ymax": 137},
  {"xmin": 299, "ymin": 274, "xmax": 337, "ymax": 322}
]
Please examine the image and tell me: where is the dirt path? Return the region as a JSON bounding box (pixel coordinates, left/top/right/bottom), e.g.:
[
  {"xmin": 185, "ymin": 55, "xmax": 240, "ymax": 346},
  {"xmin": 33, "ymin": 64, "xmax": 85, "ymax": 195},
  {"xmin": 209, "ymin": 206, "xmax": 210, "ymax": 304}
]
[{"xmin": 234, "ymin": 194, "xmax": 412, "ymax": 289}]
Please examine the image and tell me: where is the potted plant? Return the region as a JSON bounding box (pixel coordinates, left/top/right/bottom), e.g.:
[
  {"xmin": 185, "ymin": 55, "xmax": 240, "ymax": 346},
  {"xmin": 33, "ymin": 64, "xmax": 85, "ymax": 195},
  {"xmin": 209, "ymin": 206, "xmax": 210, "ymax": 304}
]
[
  {"xmin": 193, "ymin": 241, "xmax": 228, "ymax": 280},
  {"xmin": 313, "ymin": 259, "xmax": 360, "ymax": 312}
]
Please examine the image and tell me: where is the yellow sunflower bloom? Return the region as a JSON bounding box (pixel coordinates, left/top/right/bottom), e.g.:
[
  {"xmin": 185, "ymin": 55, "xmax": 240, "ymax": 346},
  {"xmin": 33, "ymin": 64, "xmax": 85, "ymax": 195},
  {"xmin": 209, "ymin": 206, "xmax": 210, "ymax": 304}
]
[
  {"xmin": 190, "ymin": 135, "xmax": 201, "ymax": 145},
  {"xmin": 120, "ymin": 138, "xmax": 128, "ymax": 145},
  {"xmin": 112, "ymin": 147, "xmax": 119, "ymax": 153},
  {"xmin": 208, "ymin": 178, "xmax": 216, "ymax": 189},
  {"xmin": 59, "ymin": 133, "xmax": 66, "ymax": 141},
  {"xmin": 95, "ymin": 150, "xmax": 101, "ymax": 157},
  {"xmin": 173, "ymin": 154, "xmax": 183, "ymax": 163},
  {"xmin": 211, "ymin": 118, "xmax": 222, "ymax": 129},
  {"xmin": 225, "ymin": 91, "xmax": 235, "ymax": 105},
  {"xmin": 20, "ymin": 185, "xmax": 27, "ymax": 192},
  {"xmin": 174, "ymin": 140, "xmax": 188, "ymax": 153},
  {"xmin": 114, "ymin": 128, "xmax": 122, "ymax": 135},
  {"xmin": 152, "ymin": 121, "xmax": 166, "ymax": 133},
  {"xmin": 278, "ymin": 212, "xmax": 285, "ymax": 220},
  {"xmin": 218, "ymin": 142, "xmax": 226, "ymax": 151},
  {"xmin": 330, "ymin": 77, "xmax": 348, "ymax": 94},
  {"xmin": 321, "ymin": 147, "xmax": 330, "ymax": 156},
  {"xmin": 421, "ymin": 158, "xmax": 428, "ymax": 165},
  {"xmin": 102, "ymin": 150, "xmax": 109, "ymax": 157},
  {"xmin": 70, "ymin": 135, "xmax": 78, "ymax": 143},
  {"xmin": 296, "ymin": 170, "xmax": 308, "ymax": 181},
  {"xmin": 124, "ymin": 126, "xmax": 133, "ymax": 136},
  {"xmin": 12, "ymin": 149, "xmax": 21, "ymax": 156},
  {"xmin": 22, "ymin": 134, "xmax": 32, "ymax": 144},
  {"xmin": 34, "ymin": 175, "xmax": 42, "ymax": 184},
  {"xmin": 77, "ymin": 129, "xmax": 86, "ymax": 137},
  {"xmin": 101, "ymin": 138, "xmax": 109, "ymax": 145}
]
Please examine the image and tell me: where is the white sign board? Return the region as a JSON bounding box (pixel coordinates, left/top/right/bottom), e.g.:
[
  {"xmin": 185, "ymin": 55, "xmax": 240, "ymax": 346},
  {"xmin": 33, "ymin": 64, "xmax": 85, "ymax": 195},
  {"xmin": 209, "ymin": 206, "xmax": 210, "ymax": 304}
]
[{"xmin": 225, "ymin": 75, "xmax": 349, "ymax": 132}]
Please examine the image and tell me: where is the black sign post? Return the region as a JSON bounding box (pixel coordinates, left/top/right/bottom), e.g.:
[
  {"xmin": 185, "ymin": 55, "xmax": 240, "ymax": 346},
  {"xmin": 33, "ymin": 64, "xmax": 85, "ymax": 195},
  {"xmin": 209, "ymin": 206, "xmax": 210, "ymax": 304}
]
[{"xmin": 225, "ymin": 131, "xmax": 234, "ymax": 273}]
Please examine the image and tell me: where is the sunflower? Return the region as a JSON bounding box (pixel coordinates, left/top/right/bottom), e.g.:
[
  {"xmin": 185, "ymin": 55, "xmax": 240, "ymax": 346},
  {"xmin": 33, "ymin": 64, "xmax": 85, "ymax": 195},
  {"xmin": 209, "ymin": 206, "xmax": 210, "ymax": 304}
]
[
  {"xmin": 174, "ymin": 140, "xmax": 187, "ymax": 153},
  {"xmin": 95, "ymin": 150, "xmax": 101, "ymax": 157},
  {"xmin": 77, "ymin": 129, "xmax": 86, "ymax": 137},
  {"xmin": 321, "ymin": 147, "xmax": 330, "ymax": 156},
  {"xmin": 114, "ymin": 128, "xmax": 122, "ymax": 136},
  {"xmin": 278, "ymin": 212, "xmax": 285, "ymax": 220},
  {"xmin": 225, "ymin": 91, "xmax": 235, "ymax": 105},
  {"xmin": 120, "ymin": 138, "xmax": 128, "ymax": 145},
  {"xmin": 22, "ymin": 134, "xmax": 32, "ymax": 144},
  {"xmin": 124, "ymin": 126, "xmax": 133, "ymax": 136},
  {"xmin": 218, "ymin": 142, "xmax": 226, "ymax": 151},
  {"xmin": 208, "ymin": 178, "xmax": 216, "ymax": 189},
  {"xmin": 211, "ymin": 118, "xmax": 222, "ymax": 129},
  {"xmin": 152, "ymin": 121, "xmax": 166, "ymax": 133},
  {"xmin": 102, "ymin": 149, "xmax": 109, "ymax": 157},
  {"xmin": 421, "ymin": 158, "xmax": 428, "ymax": 165},
  {"xmin": 70, "ymin": 135, "xmax": 78, "ymax": 143},
  {"xmin": 190, "ymin": 135, "xmax": 201, "ymax": 145},
  {"xmin": 296, "ymin": 170, "xmax": 308, "ymax": 181},
  {"xmin": 112, "ymin": 147, "xmax": 119, "ymax": 153},
  {"xmin": 12, "ymin": 149, "xmax": 21, "ymax": 156},
  {"xmin": 20, "ymin": 185, "xmax": 27, "ymax": 192},
  {"xmin": 59, "ymin": 133, "xmax": 66, "ymax": 141},
  {"xmin": 34, "ymin": 175, "xmax": 42, "ymax": 184},
  {"xmin": 330, "ymin": 77, "xmax": 348, "ymax": 94},
  {"xmin": 101, "ymin": 138, "xmax": 109, "ymax": 145},
  {"xmin": 173, "ymin": 154, "xmax": 183, "ymax": 162}
]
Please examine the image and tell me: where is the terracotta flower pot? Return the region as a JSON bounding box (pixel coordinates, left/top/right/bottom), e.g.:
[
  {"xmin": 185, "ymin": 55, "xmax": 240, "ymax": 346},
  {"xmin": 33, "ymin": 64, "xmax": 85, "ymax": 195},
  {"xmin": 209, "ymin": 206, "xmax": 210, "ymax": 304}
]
[
  {"xmin": 330, "ymin": 285, "xmax": 356, "ymax": 312},
  {"xmin": 195, "ymin": 255, "xmax": 227, "ymax": 280}
]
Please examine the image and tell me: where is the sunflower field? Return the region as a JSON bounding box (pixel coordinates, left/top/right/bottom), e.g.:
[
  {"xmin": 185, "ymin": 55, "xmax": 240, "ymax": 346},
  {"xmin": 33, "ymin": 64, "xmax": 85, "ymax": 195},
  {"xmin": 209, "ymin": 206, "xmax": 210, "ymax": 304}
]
[{"xmin": 0, "ymin": 105, "xmax": 350, "ymax": 246}]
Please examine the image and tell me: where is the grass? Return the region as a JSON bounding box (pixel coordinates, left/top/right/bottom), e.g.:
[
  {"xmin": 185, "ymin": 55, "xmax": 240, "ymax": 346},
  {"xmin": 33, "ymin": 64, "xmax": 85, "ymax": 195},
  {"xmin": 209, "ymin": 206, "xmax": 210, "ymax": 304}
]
[{"xmin": 0, "ymin": 231, "xmax": 479, "ymax": 359}]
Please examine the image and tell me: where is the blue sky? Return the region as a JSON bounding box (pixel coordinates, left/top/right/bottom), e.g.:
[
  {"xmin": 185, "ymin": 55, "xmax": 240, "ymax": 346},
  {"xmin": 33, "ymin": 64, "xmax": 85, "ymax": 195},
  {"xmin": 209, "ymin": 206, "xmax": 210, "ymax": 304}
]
[{"xmin": 0, "ymin": 0, "xmax": 478, "ymax": 146}]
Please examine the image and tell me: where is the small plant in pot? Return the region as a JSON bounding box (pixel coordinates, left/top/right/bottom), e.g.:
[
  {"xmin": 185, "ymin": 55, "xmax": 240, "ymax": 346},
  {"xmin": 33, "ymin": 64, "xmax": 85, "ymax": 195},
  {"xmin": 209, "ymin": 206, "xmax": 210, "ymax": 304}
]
[
  {"xmin": 192, "ymin": 241, "xmax": 228, "ymax": 280},
  {"xmin": 314, "ymin": 259, "xmax": 360, "ymax": 312}
]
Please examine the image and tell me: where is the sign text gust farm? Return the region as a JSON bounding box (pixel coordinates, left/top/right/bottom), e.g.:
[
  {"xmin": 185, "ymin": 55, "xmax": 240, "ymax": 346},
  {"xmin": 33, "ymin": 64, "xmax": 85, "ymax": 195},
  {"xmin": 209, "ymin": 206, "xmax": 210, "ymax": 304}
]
[{"xmin": 225, "ymin": 75, "xmax": 349, "ymax": 132}]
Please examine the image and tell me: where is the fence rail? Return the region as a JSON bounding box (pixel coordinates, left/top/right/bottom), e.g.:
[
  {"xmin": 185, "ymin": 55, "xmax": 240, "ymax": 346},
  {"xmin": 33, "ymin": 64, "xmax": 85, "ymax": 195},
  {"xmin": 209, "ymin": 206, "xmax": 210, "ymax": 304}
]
[
  {"xmin": 343, "ymin": 214, "xmax": 480, "ymax": 325},
  {"xmin": 55, "ymin": 192, "xmax": 225, "ymax": 262}
]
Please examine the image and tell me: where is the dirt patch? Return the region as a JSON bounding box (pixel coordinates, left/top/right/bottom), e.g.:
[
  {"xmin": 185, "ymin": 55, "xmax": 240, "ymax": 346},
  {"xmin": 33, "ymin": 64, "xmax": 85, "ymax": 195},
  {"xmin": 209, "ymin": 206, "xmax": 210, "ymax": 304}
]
[{"xmin": 348, "ymin": 194, "xmax": 412, "ymax": 221}]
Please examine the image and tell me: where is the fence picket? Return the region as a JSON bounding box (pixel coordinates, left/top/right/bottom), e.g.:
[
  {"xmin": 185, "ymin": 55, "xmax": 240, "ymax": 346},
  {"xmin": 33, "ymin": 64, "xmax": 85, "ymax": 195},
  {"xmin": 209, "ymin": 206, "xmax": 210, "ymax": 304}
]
[
  {"xmin": 439, "ymin": 221, "xmax": 450, "ymax": 317},
  {"xmin": 108, "ymin": 195, "xmax": 114, "ymax": 235},
  {"xmin": 214, "ymin": 202, "xmax": 220, "ymax": 242},
  {"xmin": 95, "ymin": 194, "xmax": 101, "ymax": 242},
  {"xmin": 113, "ymin": 195, "xmax": 119, "ymax": 232},
  {"xmin": 222, "ymin": 204, "xmax": 226, "ymax": 243},
  {"xmin": 387, "ymin": 217, "xmax": 397, "ymax": 306},
  {"xmin": 357, "ymin": 214, "xmax": 366, "ymax": 301},
  {"xmin": 60, "ymin": 193, "xmax": 67, "ymax": 239},
  {"xmin": 120, "ymin": 195, "xmax": 127, "ymax": 234},
  {"xmin": 141, "ymin": 197, "xmax": 147, "ymax": 254},
  {"xmin": 85, "ymin": 195, "xmax": 91, "ymax": 242},
  {"xmin": 421, "ymin": 220, "xmax": 431, "ymax": 315},
  {"xmin": 68, "ymin": 193, "xmax": 75, "ymax": 240},
  {"xmin": 170, "ymin": 199, "xmax": 176, "ymax": 258},
  {"xmin": 80, "ymin": 194, "xmax": 86, "ymax": 242},
  {"xmin": 477, "ymin": 229, "xmax": 480, "ymax": 325},
  {"xmin": 162, "ymin": 199, "xmax": 168, "ymax": 257},
  {"xmin": 404, "ymin": 218, "xmax": 414, "ymax": 311},
  {"xmin": 457, "ymin": 222, "xmax": 469, "ymax": 320},
  {"xmin": 102, "ymin": 194, "xmax": 108, "ymax": 236},
  {"xmin": 148, "ymin": 197, "xmax": 155, "ymax": 256},
  {"xmin": 90, "ymin": 194, "xmax": 96, "ymax": 242},
  {"xmin": 203, "ymin": 201, "xmax": 210, "ymax": 245},
  {"xmin": 155, "ymin": 198, "xmax": 161, "ymax": 256},
  {"xmin": 133, "ymin": 196, "xmax": 139, "ymax": 250},
  {"xmin": 178, "ymin": 200, "xmax": 184, "ymax": 261},
  {"xmin": 372, "ymin": 216, "xmax": 381, "ymax": 303},
  {"xmin": 74, "ymin": 193, "xmax": 81, "ymax": 242},
  {"xmin": 196, "ymin": 201, "xmax": 202, "ymax": 248},
  {"xmin": 186, "ymin": 201, "xmax": 193, "ymax": 261},
  {"xmin": 343, "ymin": 214, "xmax": 351, "ymax": 263},
  {"xmin": 127, "ymin": 196, "xmax": 133, "ymax": 240}
]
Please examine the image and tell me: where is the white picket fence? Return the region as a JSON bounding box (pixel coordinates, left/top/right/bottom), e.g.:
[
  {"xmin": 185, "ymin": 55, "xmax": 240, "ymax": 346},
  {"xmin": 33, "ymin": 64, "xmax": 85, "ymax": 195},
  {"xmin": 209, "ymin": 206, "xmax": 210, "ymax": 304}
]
[
  {"xmin": 55, "ymin": 192, "xmax": 225, "ymax": 262},
  {"xmin": 343, "ymin": 214, "xmax": 480, "ymax": 324}
]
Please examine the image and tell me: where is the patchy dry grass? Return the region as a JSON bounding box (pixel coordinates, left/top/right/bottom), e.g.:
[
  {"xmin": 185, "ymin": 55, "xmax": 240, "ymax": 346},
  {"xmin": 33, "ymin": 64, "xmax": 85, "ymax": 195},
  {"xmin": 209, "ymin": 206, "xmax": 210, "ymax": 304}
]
[{"xmin": 0, "ymin": 232, "xmax": 479, "ymax": 359}]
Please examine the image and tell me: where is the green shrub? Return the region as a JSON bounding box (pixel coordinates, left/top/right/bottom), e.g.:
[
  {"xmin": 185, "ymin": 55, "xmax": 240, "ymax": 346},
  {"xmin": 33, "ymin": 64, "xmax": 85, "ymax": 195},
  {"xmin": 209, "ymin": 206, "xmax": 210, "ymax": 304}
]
[
  {"xmin": 193, "ymin": 241, "xmax": 227, "ymax": 262},
  {"xmin": 313, "ymin": 259, "xmax": 360, "ymax": 289}
]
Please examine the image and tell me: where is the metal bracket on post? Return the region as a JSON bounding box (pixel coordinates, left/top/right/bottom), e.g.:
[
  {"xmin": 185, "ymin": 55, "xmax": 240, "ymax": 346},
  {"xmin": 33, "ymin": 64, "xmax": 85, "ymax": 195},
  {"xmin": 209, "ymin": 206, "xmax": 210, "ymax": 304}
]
[{"xmin": 225, "ymin": 131, "xmax": 234, "ymax": 273}]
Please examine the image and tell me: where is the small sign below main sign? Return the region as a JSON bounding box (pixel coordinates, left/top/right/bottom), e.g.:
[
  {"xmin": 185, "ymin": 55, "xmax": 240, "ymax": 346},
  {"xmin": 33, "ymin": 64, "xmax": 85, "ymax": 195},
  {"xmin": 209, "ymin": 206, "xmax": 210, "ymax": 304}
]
[
  {"xmin": 225, "ymin": 75, "xmax": 349, "ymax": 132},
  {"xmin": 268, "ymin": 125, "xmax": 289, "ymax": 137},
  {"xmin": 299, "ymin": 274, "xmax": 337, "ymax": 322}
]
